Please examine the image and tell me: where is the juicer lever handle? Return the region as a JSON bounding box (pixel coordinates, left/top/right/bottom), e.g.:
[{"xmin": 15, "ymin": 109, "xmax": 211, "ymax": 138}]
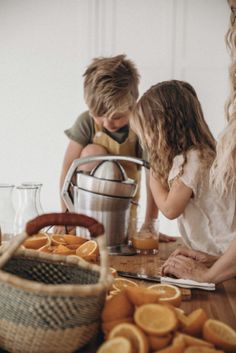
[{"xmin": 61, "ymin": 155, "xmax": 149, "ymax": 212}]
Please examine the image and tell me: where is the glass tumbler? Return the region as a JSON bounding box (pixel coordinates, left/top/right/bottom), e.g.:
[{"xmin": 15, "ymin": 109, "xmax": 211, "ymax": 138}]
[
  {"xmin": 132, "ymin": 218, "xmax": 159, "ymax": 255},
  {"xmin": 0, "ymin": 183, "xmax": 15, "ymax": 243}
]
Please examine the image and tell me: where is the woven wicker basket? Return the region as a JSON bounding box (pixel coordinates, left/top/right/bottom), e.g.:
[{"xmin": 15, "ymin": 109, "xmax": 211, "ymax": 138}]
[{"xmin": 0, "ymin": 213, "xmax": 113, "ymax": 353}]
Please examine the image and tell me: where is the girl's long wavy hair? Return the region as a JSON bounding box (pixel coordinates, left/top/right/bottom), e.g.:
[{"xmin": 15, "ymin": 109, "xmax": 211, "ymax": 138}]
[
  {"xmin": 131, "ymin": 80, "xmax": 216, "ymax": 188},
  {"xmin": 210, "ymin": 2, "xmax": 236, "ymax": 196}
]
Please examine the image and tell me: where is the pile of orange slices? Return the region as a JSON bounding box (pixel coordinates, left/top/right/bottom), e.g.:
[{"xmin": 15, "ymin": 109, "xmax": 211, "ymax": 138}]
[
  {"xmin": 99, "ymin": 280, "xmax": 236, "ymax": 353},
  {"xmin": 22, "ymin": 233, "xmax": 99, "ymax": 262}
]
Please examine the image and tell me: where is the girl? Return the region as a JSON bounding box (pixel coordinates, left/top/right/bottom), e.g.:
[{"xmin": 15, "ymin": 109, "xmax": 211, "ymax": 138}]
[{"xmin": 131, "ymin": 80, "xmax": 236, "ymax": 256}]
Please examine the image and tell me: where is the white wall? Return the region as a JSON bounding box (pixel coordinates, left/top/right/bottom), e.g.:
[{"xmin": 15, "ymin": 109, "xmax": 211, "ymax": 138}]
[{"xmin": 0, "ymin": 0, "xmax": 229, "ymax": 235}]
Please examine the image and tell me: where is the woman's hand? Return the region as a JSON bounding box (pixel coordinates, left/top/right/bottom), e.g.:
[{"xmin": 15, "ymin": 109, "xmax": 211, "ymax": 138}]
[
  {"xmin": 161, "ymin": 255, "xmax": 210, "ymax": 283},
  {"xmin": 169, "ymin": 246, "xmax": 219, "ymax": 266}
]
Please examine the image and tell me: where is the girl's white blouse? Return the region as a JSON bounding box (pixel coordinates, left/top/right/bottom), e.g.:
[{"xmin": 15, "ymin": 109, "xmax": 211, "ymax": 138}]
[{"xmin": 168, "ymin": 149, "xmax": 236, "ymax": 255}]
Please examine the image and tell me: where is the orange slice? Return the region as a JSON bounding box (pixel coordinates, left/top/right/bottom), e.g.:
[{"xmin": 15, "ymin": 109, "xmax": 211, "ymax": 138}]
[
  {"xmin": 51, "ymin": 234, "xmax": 67, "ymax": 246},
  {"xmin": 134, "ymin": 303, "xmax": 178, "ymax": 336},
  {"xmin": 148, "ymin": 334, "xmax": 172, "ymax": 351},
  {"xmin": 63, "ymin": 234, "xmax": 87, "ymax": 245},
  {"xmin": 177, "ymin": 333, "xmax": 214, "ymax": 348},
  {"xmin": 102, "ymin": 317, "xmax": 133, "ymax": 336},
  {"xmin": 102, "ymin": 291, "xmax": 134, "ymax": 322},
  {"xmin": 108, "ymin": 323, "xmax": 149, "ymax": 353},
  {"xmin": 183, "ymin": 308, "xmax": 208, "ymax": 336},
  {"xmin": 125, "ymin": 286, "xmax": 159, "ymax": 306},
  {"xmin": 53, "ymin": 244, "xmax": 75, "ymax": 255},
  {"xmin": 153, "ymin": 345, "xmax": 184, "ymax": 353},
  {"xmin": 148, "ymin": 284, "xmax": 182, "ymax": 307},
  {"xmin": 97, "ymin": 337, "xmax": 132, "ymax": 353},
  {"xmin": 23, "ymin": 233, "xmax": 50, "ymax": 249},
  {"xmin": 112, "ymin": 277, "xmax": 138, "ymax": 291},
  {"xmin": 76, "ymin": 240, "xmax": 99, "ymax": 259},
  {"xmin": 203, "ymin": 319, "xmax": 236, "ymax": 351},
  {"xmin": 184, "ymin": 347, "xmax": 224, "ymax": 353}
]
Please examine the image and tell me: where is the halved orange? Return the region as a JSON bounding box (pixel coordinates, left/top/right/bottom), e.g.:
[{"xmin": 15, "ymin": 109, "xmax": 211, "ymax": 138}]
[
  {"xmin": 63, "ymin": 234, "xmax": 87, "ymax": 246},
  {"xmin": 153, "ymin": 344, "xmax": 184, "ymax": 353},
  {"xmin": 53, "ymin": 244, "xmax": 75, "ymax": 255},
  {"xmin": 38, "ymin": 244, "xmax": 57, "ymax": 253},
  {"xmin": 112, "ymin": 277, "xmax": 138, "ymax": 291},
  {"xmin": 23, "ymin": 233, "xmax": 50, "ymax": 249},
  {"xmin": 102, "ymin": 291, "xmax": 134, "ymax": 322},
  {"xmin": 134, "ymin": 303, "xmax": 178, "ymax": 336},
  {"xmin": 76, "ymin": 240, "xmax": 99, "ymax": 259},
  {"xmin": 109, "ymin": 267, "xmax": 118, "ymax": 278},
  {"xmin": 154, "ymin": 335, "xmax": 185, "ymax": 353},
  {"xmin": 125, "ymin": 286, "xmax": 159, "ymax": 306},
  {"xmin": 147, "ymin": 333, "xmax": 172, "ymax": 351},
  {"xmin": 97, "ymin": 336, "xmax": 132, "ymax": 353},
  {"xmin": 177, "ymin": 333, "xmax": 214, "ymax": 348},
  {"xmin": 102, "ymin": 317, "xmax": 133, "ymax": 336},
  {"xmin": 51, "ymin": 234, "xmax": 67, "ymax": 246},
  {"xmin": 108, "ymin": 322, "xmax": 149, "ymax": 353},
  {"xmin": 183, "ymin": 308, "xmax": 208, "ymax": 336},
  {"xmin": 109, "ymin": 290, "xmax": 120, "ymax": 297},
  {"xmin": 203, "ymin": 319, "xmax": 236, "ymax": 351},
  {"xmin": 148, "ymin": 284, "xmax": 182, "ymax": 307},
  {"xmin": 184, "ymin": 347, "xmax": 224, "ymax": 353},
  {"xmin": 174, "ymin": 308, "xmax": 189, "ymax": 329}
]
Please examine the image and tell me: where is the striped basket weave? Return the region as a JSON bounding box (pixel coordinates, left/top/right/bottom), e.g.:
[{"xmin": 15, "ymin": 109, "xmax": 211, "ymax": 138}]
[{"xmin": 0, "ymin": 213, "xmax": 112, "ymax": 353}]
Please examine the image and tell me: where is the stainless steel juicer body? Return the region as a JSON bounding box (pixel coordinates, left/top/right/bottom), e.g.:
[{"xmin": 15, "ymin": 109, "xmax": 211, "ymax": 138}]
[{"xmin": 62, "ymin": 155, "xmax": 149, "ymax": 254}]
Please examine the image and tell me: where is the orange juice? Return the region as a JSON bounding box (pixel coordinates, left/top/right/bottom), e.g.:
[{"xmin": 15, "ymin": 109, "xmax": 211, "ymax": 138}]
[
  {"xmin": 132, "ymin": 230, "xmax": 159, "ymax": 254},
  {"xmin": 132, "ymin": 236, "xmax": 159, "ymax": 250}
]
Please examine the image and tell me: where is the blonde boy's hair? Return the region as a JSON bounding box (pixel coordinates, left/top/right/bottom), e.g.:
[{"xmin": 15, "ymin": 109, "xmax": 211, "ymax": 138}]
[
  {"xmin": 210, "ymin": 3, "xmax": 236, "ymax": 196},
  {"xmin": 83, "ymin": 55, "xmax": 139, "ymax": 117}
]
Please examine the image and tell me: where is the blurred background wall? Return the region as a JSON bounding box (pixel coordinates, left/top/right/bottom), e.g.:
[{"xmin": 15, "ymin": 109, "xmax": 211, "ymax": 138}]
[{"xmin": 0, "ymin": 0, "xmax": 229, "ymax": 235}]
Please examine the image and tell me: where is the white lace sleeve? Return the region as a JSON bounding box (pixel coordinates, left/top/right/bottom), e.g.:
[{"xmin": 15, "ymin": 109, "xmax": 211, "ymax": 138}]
[{"xmin": 168, "ymin": 150, "xmax": 201, "ymax": 196}]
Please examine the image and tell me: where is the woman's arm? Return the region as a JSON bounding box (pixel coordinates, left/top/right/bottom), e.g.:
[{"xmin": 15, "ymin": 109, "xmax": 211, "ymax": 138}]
[
  {"xmin": 161, "ymin": 237, "xmax": 236, "ymax": 283},
  {"xmin": 150, "ymin": 169, "xmax": 193, "ymax": 219},
  {"xmin": 205, "ymin": 238, "xmax": 236, "ymax": 283}
]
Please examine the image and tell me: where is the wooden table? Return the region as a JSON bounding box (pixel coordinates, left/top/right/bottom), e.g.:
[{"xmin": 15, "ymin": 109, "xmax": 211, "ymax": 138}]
[{"xmin": 81, "ymin": 238, "xmax": 236, "ymax": 352}]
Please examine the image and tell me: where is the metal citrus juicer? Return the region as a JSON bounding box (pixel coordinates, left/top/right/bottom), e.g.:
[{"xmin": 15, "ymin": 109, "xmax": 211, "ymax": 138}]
[{"xmin": 62, "ymin": 155, "xmax": 149, "ymax": 255}]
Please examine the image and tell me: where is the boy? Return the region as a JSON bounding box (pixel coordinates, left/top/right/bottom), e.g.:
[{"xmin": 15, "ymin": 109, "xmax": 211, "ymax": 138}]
[{"xmin": 57, "ymin": 54, "xmax": 170, "ymax": 239}]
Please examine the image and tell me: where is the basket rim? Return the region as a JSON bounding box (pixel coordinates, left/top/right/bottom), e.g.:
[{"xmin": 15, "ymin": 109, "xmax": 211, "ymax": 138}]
[{"xmin": 0, "ymin": 248, "xmax": 113, "ymax": 296}]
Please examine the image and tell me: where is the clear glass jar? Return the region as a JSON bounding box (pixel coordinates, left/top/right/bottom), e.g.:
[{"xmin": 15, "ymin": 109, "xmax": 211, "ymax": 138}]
[
  {"xmin": 0, "ymin": 183, "xmax": 15, "ymax": 243},
  {"xmin": 21, "ymin": 182, "xmax": 44, "ymax": 214},
  {"xmin": 14, "ymin": 185, "xmax": 39, "ymax": 234}
]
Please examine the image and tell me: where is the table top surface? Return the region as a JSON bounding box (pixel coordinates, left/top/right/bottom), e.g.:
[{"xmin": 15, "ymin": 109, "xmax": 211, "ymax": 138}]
[
  {"xmin": 0, "ymin": 239, "xmax": 235, "ymax": 353},
  {"xmin": 81, "ymin": 238, "xmax": 236, "ymax": 352}
]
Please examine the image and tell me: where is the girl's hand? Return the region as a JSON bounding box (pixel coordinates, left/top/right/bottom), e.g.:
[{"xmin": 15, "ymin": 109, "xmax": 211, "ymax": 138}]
[
  {"xmin": 169, "ymin": 246, "xmax": 219, "ymax": 265},
  {"xmin": 161, "ymin": 255, "xmax": 210, "ymax": 283},
  {"xmin": 159, "ymin": 232, "xmax": 177, "ymax": 242}
]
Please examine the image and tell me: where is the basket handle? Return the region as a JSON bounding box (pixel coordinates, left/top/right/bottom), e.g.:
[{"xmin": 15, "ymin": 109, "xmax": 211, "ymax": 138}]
[
  {"xmin": 0, "ymin": 213, "xmax": 108, "ymax": 281},
  {"xmin": 26, "ymin": 212, "xmax": 104, "ymax": 237}
]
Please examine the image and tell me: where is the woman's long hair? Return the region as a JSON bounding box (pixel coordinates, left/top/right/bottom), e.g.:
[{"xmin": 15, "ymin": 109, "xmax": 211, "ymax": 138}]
[
  {"xmin": 131, "ymin": 80, "xmax": 216, "ymax": 188},
  {"xmin": 210, "ymin": 3, "xmax": 236, "ymax": 196}
]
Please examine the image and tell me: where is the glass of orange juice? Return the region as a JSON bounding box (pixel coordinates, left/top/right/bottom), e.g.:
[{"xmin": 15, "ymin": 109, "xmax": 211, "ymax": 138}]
[{"xmin": 132, "ymin": 218, "xmax": 159, "ymax": 255}]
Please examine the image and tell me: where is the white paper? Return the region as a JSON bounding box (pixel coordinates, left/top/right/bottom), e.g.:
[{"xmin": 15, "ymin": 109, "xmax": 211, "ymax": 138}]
[{"xmin": 160, "ymin": 276, "xmax": 215, "ymax": 291}]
